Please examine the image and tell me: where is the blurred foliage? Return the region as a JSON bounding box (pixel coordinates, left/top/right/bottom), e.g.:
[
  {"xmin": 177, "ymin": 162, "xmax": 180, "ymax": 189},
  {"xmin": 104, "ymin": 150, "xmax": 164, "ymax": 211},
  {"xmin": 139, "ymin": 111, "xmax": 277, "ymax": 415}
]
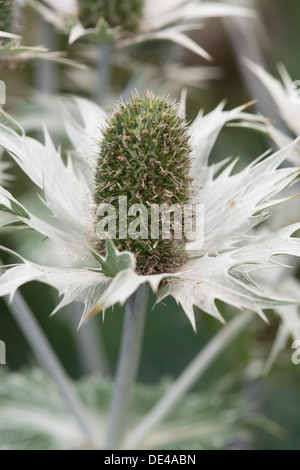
[{"xmin": 0, "ymin": 368, "xmax": 270, "ymax": 450}]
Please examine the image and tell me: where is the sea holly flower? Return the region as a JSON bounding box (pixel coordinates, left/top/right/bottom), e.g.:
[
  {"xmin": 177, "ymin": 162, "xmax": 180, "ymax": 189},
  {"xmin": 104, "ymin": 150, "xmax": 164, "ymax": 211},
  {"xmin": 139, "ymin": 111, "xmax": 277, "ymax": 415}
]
[
  {"xmin": 244, "ymin": 60, "xmax": 300, "ymax": 165},
  {"xmin": 0, "ymin": 1, "xmax": 83, "ymax": 68},
  {"xmin": 94, "ymin": 93, "xmax": 192, "ymax": 275},
  {"xmin": 0, "ymin": 93, "xmax": 299, "ymax": 331},
  {"xmin": 0, "ymin": 0, "xmax": 24, "ymax": 37},
  {"xmin": 77, "ymin": 0, "xmax": 144, "ymax": 32},
  {"xmin": 29, "ymin": 0, "xmax": 254, "ymax": 59},
  {"xmin": 0, "ymin": 0, "xmax": 26, "ymax": 65}
]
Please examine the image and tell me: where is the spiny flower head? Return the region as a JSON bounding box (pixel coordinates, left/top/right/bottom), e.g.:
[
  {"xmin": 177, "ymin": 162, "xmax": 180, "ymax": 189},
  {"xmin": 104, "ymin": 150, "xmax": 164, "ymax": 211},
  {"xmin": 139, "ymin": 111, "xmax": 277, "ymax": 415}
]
[
  {"xmin": 78, "ymin": 0, "xmax": 144, "ymax": 31},
  {"xmin": 0, "ymin": 0, "xmax": 23, "ymax": 36},
  {"xmin": 94, "ymin": 92, "xmax": 192, "ymax": 274},
  {"xmin": 0, "ymin": 96, "xmax": 300, "ymax": 332},
  {"xmin": 33, "ymin": 1, "xmax": 254, "ymax": 63}
]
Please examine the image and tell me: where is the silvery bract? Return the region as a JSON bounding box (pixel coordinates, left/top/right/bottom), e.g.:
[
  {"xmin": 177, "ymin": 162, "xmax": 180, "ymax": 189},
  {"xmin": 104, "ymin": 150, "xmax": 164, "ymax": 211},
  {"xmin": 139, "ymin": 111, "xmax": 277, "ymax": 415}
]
[
  {"xmin": 245, "ymin": 59, "xmax": 300, "ymax": 165},
  {"xmin": 232, "ymin": 60, "xmax": 300, "ymax": 368},
  {"xmin": 0, "ymin": 95, "xmax": 300, "ymax": 331},
  {"xmin": 0, "ymin": 31, "xmax": 81, "ymax": 66},
  {"xmin": 0, "ymin": 153, "xmax": 12, "ymax": 187},
  {"xmin": 239, "ymin": 58, "xmax": 300, "ymax": 366}
]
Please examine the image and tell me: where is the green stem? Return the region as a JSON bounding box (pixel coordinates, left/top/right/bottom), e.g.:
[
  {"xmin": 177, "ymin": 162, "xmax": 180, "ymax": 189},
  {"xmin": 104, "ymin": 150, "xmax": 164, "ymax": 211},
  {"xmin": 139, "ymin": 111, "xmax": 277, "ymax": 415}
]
[
  {"xmin": 106, "ymin": 284, "xmax": 149, "ymax": 450},
  {"xmin": 69, "ymin": 302, "xmax": 110, "ymax": 377},
  {"xmin": 94, "ymin": 42, "xmax": 113, "ymax": 104},
  {"xmin": 125, "ymin": 310, "xmax": 253, "ymax": 449},
  {"xmin": 34, "ymin": 19, "xmax": 58, "ymax": 93}
]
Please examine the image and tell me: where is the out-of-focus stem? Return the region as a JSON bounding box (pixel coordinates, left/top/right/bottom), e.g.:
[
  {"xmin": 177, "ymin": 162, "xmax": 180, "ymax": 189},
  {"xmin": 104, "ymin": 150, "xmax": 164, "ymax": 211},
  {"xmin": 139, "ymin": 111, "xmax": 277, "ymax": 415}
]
[
  {"xmin": 125, "ymin": 310, "xmax": 253, "ymax": 449},
  {"xmin": 69, "ymin": 302, "xmax": 110, "ymax": 377},
  {"xmin": 5, "ymin": 290, "xmax": 100, "ymax": 449},
  {"xmin": 34, "ymin": 19, "xmax": 58, "ymax": 93},
  {"xmin": 106, "ymin": 284, "xmax": 149, "ymax": 450},
  {"xmin": 94, "ymin": 42, "xmax": 113, "ymax": 104}
]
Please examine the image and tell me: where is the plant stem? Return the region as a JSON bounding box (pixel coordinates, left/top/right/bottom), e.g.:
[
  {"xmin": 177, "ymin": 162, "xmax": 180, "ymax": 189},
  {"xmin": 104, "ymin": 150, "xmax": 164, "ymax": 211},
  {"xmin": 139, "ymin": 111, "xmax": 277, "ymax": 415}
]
[
  {"xmin": 106, "ymin": 284, "xmax": 149, "ymax": 450},
  {"xmin": 69, "ymin": 302, "xmax": 110, "ymax": 378},
  {"xmin": 5, "ymin": 290, "xmax": 100, "ymax": 449},
  {"xmin": 125, "ymin": 310, "xmax": 253, "ymax": 449},
  {"xmin": 34, "ymin": 19, "xmax": 58, "ymax": 93},
  {"xmin": 94, "ymin": 42, "xmax": 113, "ymax": 105}
]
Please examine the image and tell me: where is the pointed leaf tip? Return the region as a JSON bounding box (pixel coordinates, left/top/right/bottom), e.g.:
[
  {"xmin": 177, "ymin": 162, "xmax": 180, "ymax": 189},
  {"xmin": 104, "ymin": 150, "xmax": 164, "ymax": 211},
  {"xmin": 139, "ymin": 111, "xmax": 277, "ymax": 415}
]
[{"xmin": 91, "ymin": 238, "xmax": 136, "ymax": 277}]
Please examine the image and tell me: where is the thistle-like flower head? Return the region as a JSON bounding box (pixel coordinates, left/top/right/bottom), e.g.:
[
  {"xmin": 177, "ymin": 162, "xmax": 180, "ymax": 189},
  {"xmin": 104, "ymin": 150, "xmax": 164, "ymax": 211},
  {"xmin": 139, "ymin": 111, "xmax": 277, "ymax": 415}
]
[
  {"xmin": 94, "ymin": 92, "xmax": 191, "ymax": 274},
  {"xmin": 0, "ymin": 93, "xmax": 300, "ymax": 331},
  {"xmin": 78, "ymin": 0, "xmax": 144, "ymax": 31},
  {"xmin": 0, "ymin": 1, "xmax": 80, "ymax": 68},
  {"xmin": 32, "ymin": 0, "xmax": 254, "ymax": 61},
  {"xmin": 0, "ymin": 0, "xmax": 23, "ymax": 36}
]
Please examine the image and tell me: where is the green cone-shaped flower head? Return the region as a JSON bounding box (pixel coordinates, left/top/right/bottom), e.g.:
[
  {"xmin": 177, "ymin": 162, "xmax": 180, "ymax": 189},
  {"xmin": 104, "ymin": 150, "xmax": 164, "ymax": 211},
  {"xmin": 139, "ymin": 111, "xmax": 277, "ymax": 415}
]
[
  {"xmin": 94, "ymin": 92, "xmax": 192, "ymax": 274},
  {"xmin": 78, "ymin": 0, "xmax": 144, "ymax": 31},
  {"xmin": 0, "ymin": 0, "xmax": 23, "ymax": 35}
]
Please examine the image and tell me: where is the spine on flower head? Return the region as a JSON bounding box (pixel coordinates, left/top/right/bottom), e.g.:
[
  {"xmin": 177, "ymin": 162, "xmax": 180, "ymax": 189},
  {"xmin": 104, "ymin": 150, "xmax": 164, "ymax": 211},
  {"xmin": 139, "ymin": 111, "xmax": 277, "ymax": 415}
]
[
  {"xmin": 78, "ymin": 0, "xmax": 144, "ymax": 31},
  {"xmin": 0, "ymin": 0, "xmax": 23, "ymax": 36},
  {"xmin": 94, "ymin": 91, "xmax": 192, "ymax": 275}
]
